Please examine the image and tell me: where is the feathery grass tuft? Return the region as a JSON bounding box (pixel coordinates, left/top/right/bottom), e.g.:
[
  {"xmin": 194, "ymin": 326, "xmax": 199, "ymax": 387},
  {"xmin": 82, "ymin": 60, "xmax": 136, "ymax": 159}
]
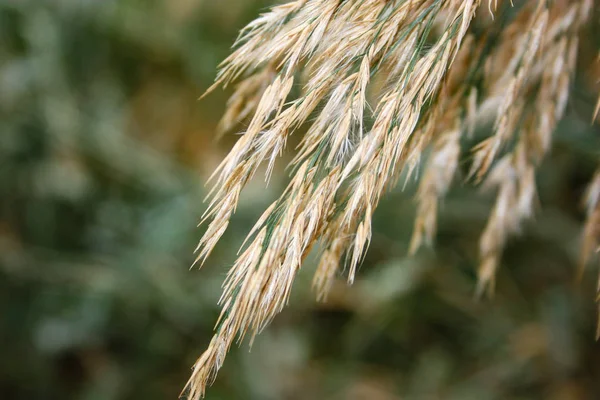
[{"xmin": 183, "ymin": 1, "xmax": 598, "ymax": 397}]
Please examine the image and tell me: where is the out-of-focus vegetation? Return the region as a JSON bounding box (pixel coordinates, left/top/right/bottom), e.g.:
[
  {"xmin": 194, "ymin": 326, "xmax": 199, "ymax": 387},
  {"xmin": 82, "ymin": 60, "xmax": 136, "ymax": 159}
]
[{"xmin": 1, "ymin": 1, "xmax": 600, "ymax": 399}]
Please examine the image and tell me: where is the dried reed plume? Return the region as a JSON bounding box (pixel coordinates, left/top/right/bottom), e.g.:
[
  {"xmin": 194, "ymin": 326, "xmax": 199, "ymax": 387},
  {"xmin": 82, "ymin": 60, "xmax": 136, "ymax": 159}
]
[{"xmin": 184, "ymin": 1, "xmax": 598, "ymax": 397}]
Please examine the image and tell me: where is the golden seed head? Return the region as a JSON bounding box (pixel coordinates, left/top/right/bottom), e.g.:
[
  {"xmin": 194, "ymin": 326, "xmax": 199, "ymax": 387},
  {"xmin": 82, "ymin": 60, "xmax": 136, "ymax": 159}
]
[{"xmin": 185, "ymin": 0, "xmax": 598, "ymax": 397}]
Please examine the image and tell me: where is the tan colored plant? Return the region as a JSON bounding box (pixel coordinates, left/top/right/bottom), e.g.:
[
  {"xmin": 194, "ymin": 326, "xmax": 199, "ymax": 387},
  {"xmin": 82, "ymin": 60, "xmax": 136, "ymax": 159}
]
[{"xmin": 183, "ymin": 0, "xmax": 598, "ymax": 398}]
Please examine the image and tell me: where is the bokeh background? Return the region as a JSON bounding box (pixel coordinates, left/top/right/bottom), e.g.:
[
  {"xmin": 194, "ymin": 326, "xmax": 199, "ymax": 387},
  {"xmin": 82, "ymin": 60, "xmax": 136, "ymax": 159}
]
[{"xmin": 1, "ymin": 1, "xmax": 600, "ymax": 399}]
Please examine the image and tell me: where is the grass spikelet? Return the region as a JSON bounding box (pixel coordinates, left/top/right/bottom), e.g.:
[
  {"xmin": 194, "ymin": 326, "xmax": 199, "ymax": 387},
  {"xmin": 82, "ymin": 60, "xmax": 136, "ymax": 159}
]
[
  {"xmin": 473, "ymin": 0, "xmax": 591, "ymax": 296},
  {"xmin": 581, "ymin": 168, "xmax": 600, "ymax": 340},
  {"xmin": 184, "ymin": 0, "xmax": 599, "ymax": 397}
]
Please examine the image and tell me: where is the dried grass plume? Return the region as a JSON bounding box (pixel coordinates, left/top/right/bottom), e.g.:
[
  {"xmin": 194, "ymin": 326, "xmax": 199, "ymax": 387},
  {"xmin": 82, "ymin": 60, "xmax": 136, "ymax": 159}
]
[{"xmin": 182, "ymin": 0, "xmax": 599, "ymax": 397}]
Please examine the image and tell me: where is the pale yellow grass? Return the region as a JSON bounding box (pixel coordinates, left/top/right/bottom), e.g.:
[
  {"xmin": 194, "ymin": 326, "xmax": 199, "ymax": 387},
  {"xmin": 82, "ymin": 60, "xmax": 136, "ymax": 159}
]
[{"xmin": 182, "ymin": 1, "xmax": 598, "ymax": 398}]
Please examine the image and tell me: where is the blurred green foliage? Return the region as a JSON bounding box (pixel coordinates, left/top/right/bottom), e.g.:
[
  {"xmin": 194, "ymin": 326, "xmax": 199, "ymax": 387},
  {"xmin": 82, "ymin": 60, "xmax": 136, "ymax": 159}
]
[{"xmin": 1, "ymin": 1, "xmax": 600, "ymax": 399}]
